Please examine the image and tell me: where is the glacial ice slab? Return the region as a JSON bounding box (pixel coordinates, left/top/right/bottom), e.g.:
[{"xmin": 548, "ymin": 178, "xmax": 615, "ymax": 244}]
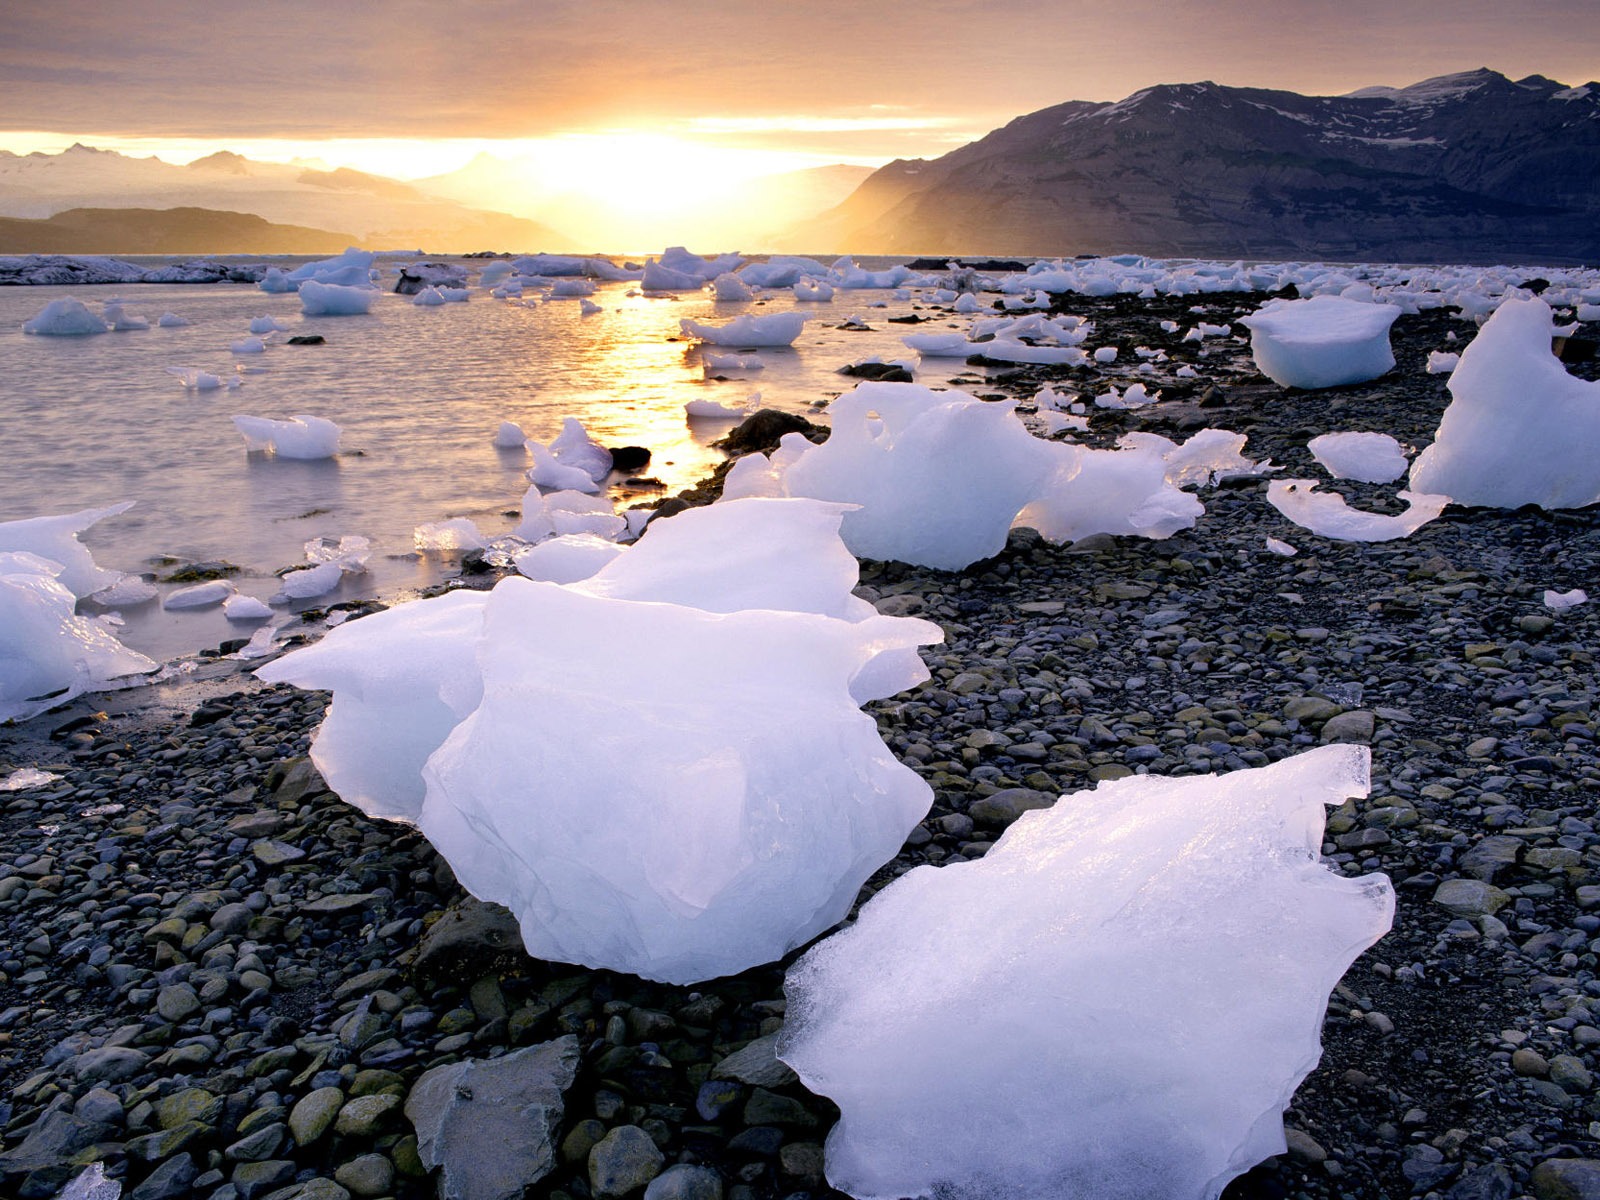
[
  {"xmin": 418, "ymin": 578, "xmax": 939, "ymax": 984},
  {"xmin": 0, "ymin": 502, "xmax": 133, "ymax": 599},
  {"xmin": 779, "ymin": 744, "xmax": 1394, "ymax": 1200},
  {"xmin": 1409, "ymin": 297, "xmax": 1600, "ymax": 509},
  {"xmin": 1240, "ymin": 296, "xmax": 1399, "ymax": 389}
]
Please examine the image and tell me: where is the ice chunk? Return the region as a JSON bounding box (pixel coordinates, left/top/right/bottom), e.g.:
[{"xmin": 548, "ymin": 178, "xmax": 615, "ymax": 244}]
[
  {"xmin": 103, "ymin": 301, "xmax": 148, "ymax": 331},
  {"xmin": 22, "ymin": 297, "xmax": 108, "ymax": 336},
  {"xmin": 685, "ymin": 397, "xmax": 756, "ymax": 420},
  {"xmin": 412, "ymin": 286, "xmax": 447, "ymax": 306},
  {"xmin": 1409, "ymin": 297, "xmax": 1600, "ymax": 509},
  {"xmin": 1119, "ymin": 429, "xmax": 1267, "ymax": 488},
  {"xmin": 493, "ymin": 421, "xmax": 527, "ymax": 448},
  {"xmin": 513, "ymin": 484, "xmax": 554, "ymax": 543},
  {"xmin": 0, "ymin": 502, "xmax": 134, "ymax": 599},
  {"xmin": 233, "ymin": 414, "xmax": 341, "ymax": 459},
  {"xmin": 157, "ymin": 312, "xmax": 190, "ymax": 328},
  {"xmin": 1265, "ymin": 536, "xmax": 1299, "ymax": 556},
  {"xmin": 299, "ymin": 280, "xmax": 378, "ymax": 316},
  {"xmin": 794, "ymin": 280, "xmax": 835, "ymax": 302},
  {"xmin": 548, "ymin": 417, "xmax": 613, "ymax": 482},
  {"xmin": 579, "ymin": 298, "xmax": 603, "ymax": 316},
  {"xmin": 549, "ymin": 278, "xmax": 596, "ymax": 298},
  {"xmin": 0, "ymin": 767, "xmax": 60, "ymax": 791},
  {"xmin": 230, "ymin": 336, "xmax": 267, "ymax": 354},
  {"xmin": 1094, "ymin": 383, "xmax": 1158, "ymax": 409},
  {"xmin": 1268, "ymin": 481, "xmax": 1449, "ymax": 542},
  {"xmin": 1017, "ymin": 445, "xmax": 1204, "ymax": 545},
  {"xmin": 414, "ymin": 519, "xmax": 488, "ymax": 552},
  {"xmin": 512, "ymin": 533, "xmax": 627, "ymax": 583},
  {"xmin": 163, "ymin": 579, "xmax": 235, "ymax": 609},
  {"xmin": 271, "ymin": 561, "xmax": 347, "ymax": 602},
  {"xmin": 680, "ymin": 312, "xmax": 808, "ymax": 347},
  {"xmin": 223, "ymin": 594, "xmax": 273, "ymax": 620},
  {"xmin": 704, "ymin": 352, "xmax": 764, "ymax": 373},
  {"xmin": 1093, "ymin": 346, "xmax": 1118, "ymax": 363},
  {"xmin": 642, "ymin": 259, "xmax": 706, "ymax": 290},
  {"xmin": 781, "ymin": 383, "xmax": 1060, "ymax": 570},
  {"xmin": 249, "ymin": 316, "xmax": 290, "ymax": 333},
  {"xmin": 1426, "ymin": 350, "xmax": 1460, "ymax": 374},
  {"xmin": 1240, "ymin": 297, "xmax": 1399, "ymax": 389},
  {"xmin": 416, "ymin": 577, "xmax": 937, "ymax": 983},
  {"xmin": 89, "ymin": 575, "xmax": 158, "ymax": 607},
  {"xmin": 255, "ymin": 589, "xmax": 489, "ymax": 822},
  {"xmin": 166, "ymin": 366, "xmax": 231, "ymax": 391},
  {"xmin": 1545, "ymin": 588, "xmax": 1588, "ymax": 610},
  {"xmin": 901, "ymin": 332, "xmax": 971, "ymax": 357},
  {"xmin": 1307, "ymin": 432, "xmax": 1408, "ymax": 484},
  {"xmin": 712, "ymin": 272, "xmax": 754, "ymax": 301},
  {"xmin": 527, "ymin": 440, "xmax": 601, "ymax": 493},
  {"xmin": 779, "ymin": 745, "xmax": 1394, "ymax": 1200},
  {"xmin": 0, "ymin": 552, "xmax": 157, "ymax": 723}
]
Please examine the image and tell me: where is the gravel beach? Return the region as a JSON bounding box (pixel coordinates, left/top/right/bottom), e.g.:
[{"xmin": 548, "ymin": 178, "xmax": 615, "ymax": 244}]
[{"xmin": 4, "ymin": 285, "xmax": 1600, "ymax": 1200}]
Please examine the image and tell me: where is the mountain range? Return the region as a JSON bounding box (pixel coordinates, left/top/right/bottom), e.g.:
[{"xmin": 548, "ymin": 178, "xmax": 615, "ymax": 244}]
[
  {"xmin": 789, "ymin": 69, "xmax": 1600, "ymax": 263},
  {"xmin": 0, "ymin": 145, "xmax": 569, "ymax": 252}
]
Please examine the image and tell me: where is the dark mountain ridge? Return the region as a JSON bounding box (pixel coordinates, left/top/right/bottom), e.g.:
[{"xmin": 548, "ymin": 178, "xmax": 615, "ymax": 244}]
[{"xmin": 795, "ymin": 69, "xmax": 1600, "ymax": 263}]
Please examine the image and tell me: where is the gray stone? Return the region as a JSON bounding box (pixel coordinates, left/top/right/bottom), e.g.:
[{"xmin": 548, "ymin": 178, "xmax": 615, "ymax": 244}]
[
  {"xmin": 288, "ymin": 1087, "xmax": 344, "ymax": 1146},
  {"xmin": 153, "ymin": 1087, "xmax": 220, "ymax": 1130},
  {"xmin": 333, "ymin": 1153, "xmax": 393, "ymax": 1197},
  {"xmin": 128, "ymin": 1153, "xmax": 198, "ymax": 1200},
  {"xmin": 1532, "ymin": 1158, "xmax": 1600, "ymax": 1200},
  {"xmin": 1433, "ymin": 878, "xmax": 1511, "ymax": 918},
  {"xmin": 1320, "ymin": 710, "xmax": 1376, "ymax": 743},
  {"xmin": 710, "ymin": 1033, "xmax": 799, "ymax": 1088},
  {"xmin": 1283, "ymin": 696, "xmax": 1342, "ymax": 722},
  {"xmin": 405, "ymin": 1034, "xmax": 581, "ymax": 1200},
  {"xmin": 209, "ymin": 903, "xmax": 256, "ymax": 934},
  {"xmin": 72, "ymin": 1046, "xmax": 148, "ymax": 1084},
  {"xmin": 968, "ymin": 788, "xmax": 1056, "ymax": 829},
  {"xmin": 1458, "ymin": 835, "xmax": 1523, "ymax": 882},
  {"xmin": 261, "ymin": 1182, "xmax": 350, "ymax": 1200},
  {"xmin": 645, "ymin": 1163, "xmax": 725, "ymax": 1200},
  {"xmin": 589, "ymin": 1125, "xmax": 665, "ymax": 1198},
  {"xmin": 742, "ymin": 1088, "xmax": 818, "ymax": 1128},
  {"xmin": 231, "ymin": 1160, "xmax": 297, "ymax": 1200},
  {"xmin": 1446, "ymin": 1164, "xmax": 1513, "ymax": 1200},
  {"xmin": 0, "ymin": 1109, "xmax": 113, "ymax": 1175},
  {"xmin": 412, "ymin": 896, "xmax": 524, "ymax": 980},
  {"xmin": 155, "ymin": 983, "xmax": 200, "ymax": 1023},
  {"xmin": 250, "ymin": 840, "xmax": 305, "ymax": 867},
  {"xmin": 333, "ymin": 1093, "xmax": 399, "ymax": 1136}
]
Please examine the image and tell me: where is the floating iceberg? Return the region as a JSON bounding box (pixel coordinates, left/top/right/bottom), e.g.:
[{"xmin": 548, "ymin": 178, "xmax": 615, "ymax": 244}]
[
  {"xmin": 163, "ymin": 579, "xmax": 235, "ymax": 610},
  {"xmin": 299, "ymin": 280, "xmax": 378, "ymax": 316},
  {"xmin": 1409, "ymin": 297, "xmax": 1600, "ymax": 509},
  {"xmin": 779, "ymin": 745, "xmax": 1394, "ymax": 1200},
  {"xmin": 1308, "ymin": 432, "xmax": 1408, "ymax": 483},
  {"xmin": 680, "ymin": 312, "xmax": 807, "ymax": 348},
  {"xmin": 166, "ymin": 366, "xmax": 233, "ymax": 391},
  {"xmin": 223, "ymin": 594, "xmax": 273, "ymax": 621},
  {"xmin": 527, "ymin": 440, "xmax": 601, "ymax": 493},
  {"xmin": 264, "ymin": 247, "xmax": 376, "ymax": 293},
  {"xmin": 1268, "ymin": 480, "xmax": 1449, "ymax": 542},
  {"xmin": 249, "ymin": 316, "xmax": 291, "ymax": 333},
  {"xmin": 0, "ymin": 552, "xmax": 157, "ymax": 724},
  {"xmin": 1240, "ymin": 296, "xmax": 1399, "ymax": 389},
  {"xmin": 233, "ymin": 414, "xmax": 342, "ymax": 459},
  {"xmin": 642, "ymin": 259, "xmax": 706, "ymax": 291},
  {"xmin": 685, "ymin": 398, "xmax": 755, "ymax": 420},
  {"xmin": 231, "ymin": 336, "xmax": 266, "ymax": 354},
  {"xmin": 493, "ymin": 421, "xmax": 527, "ymax": 448},
  {"xmin": 417, "ymin": 578, "xmax": 937, "ymax": 983},
  {"xmin": 712, "ymin": 272, "xmax": 754, "ymax": 301},
  {"xmin": 103, "ymin": 301, "xmax": 149, "ymax": 331},
  {"xmin": 548, "ymin": 417, "xmax": 613, "ymax": 482},
  {"xmin": 157, "ymin": 312, "xmax": 190, "ymax": 328},
  {"xmin": 22, "ymin": 297, "xmax": 108, "ymax": 336},
  {"xmin": 0, "ymin": 502, "xmax": 134, "ymax": 599},
  {"xmin": 794, "ymin": 280, "xmax": 835, "ymax": 302}
]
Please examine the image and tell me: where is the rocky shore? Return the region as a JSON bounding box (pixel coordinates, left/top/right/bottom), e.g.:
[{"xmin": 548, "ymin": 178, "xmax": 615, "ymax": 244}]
[{"xmin": 4, "ymin": 286, "xmax": 1600, "ymax": 1200}]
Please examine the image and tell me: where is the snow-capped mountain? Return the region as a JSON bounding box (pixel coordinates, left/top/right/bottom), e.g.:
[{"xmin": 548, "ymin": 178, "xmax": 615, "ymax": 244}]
[{"xmin": 788, "ymin": 70, "xmax": 1600, "ymax": 262}]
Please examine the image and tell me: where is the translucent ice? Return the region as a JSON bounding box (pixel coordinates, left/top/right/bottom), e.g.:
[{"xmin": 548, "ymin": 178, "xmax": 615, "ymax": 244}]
[
  {"xmin": 0, "ymin": 502, "xmax": 134, "ymax": 599},
  {"xmin": 1409, "ymin": 297, "xmax": 1600, "ymax": 508},
  {"xmin": 1268, "ymin": 480, "xmax": 1449, "ymax": 542},
  {"xmin": 512, "ymin": 532, "xmax": 627, "ymax": 583},
  {"xmin": 22, "ymin": 297, "xmax": 108, "ymax": 336},
  {"xmin": 233, "ymin": 415, "xmax": 342, "ymax": 459},
  {"xmin": 0, "ymin": 552, "xmax": 157, "ymax": 723},
  {"xmin": 685, "ymin": 398, "xmax": 755, "ymax": 420},
  {"xmin": 414, "ymin": 518, "xmax": 488, "ymax": 552},
  {"xmin": 299, "ymin": 280, "xmax": 378, "ymax": 316},
  {"xmin": 779, "ymin": 745, "xmax": 1394, "ymax": 1200},
  {"xmin": 680, "ymin": 312, "xmax": 808, "ymax": 347},
  {"xmin": 712, "ymin": 272, "xmax": 754, "ymax": 301},
  {"xmin": 1017, "ymin": 444, "xmax": 1203, "ymax": 544},
  {"xmin": 1307, "ymin": 432, "xmax": 1408, "ymax": 484},
  {"xmin": 1545, "ymin": 588, "xmax": 1589, "ymax": 610},
  {"xmin": 1240, "ymin": 297, "xmax": 1399, "ymax": 389},
  {"xmin": 527, "ymin": 440, "xmax": 602, "ymax": 493},
  {"xmin": 548, "ymin": 417, "xmax": 613, "ymax": 482},
  {"xmin": 163, "ymin": 580, "xmax": 235, "ymax": 609},
  {"xmin": 417, "ymin": 578, "xmax": 938, "ymax": 983},
  {"xmin": 494, "ymin": 421, "xmax": 527, "ymax": 448}
]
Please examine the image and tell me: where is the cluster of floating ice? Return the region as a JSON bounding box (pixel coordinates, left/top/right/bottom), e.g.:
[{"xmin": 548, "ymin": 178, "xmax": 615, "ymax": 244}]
[
  {"xmin": 260, "ymin": 247, "xmax": 377, "ymax": 294},
  {"xmin": 779, "ymin": 745, "xmax": 1394, "ymax": 1200},
  {"xmin": 258, "ymin": 497, "xmax": 943, "ymax": 983}
]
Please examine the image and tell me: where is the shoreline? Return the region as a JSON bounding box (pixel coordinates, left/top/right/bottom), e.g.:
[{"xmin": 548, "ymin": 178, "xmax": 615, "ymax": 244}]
[{"xmin": 4, "ymin": 288, "xmax": 1600, "ymax": 1198}]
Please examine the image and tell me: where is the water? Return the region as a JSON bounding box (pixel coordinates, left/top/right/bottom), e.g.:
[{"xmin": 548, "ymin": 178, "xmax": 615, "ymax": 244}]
[{"xmin": 0, "ymin": 257, "xmax": 969, "ymax": 661}]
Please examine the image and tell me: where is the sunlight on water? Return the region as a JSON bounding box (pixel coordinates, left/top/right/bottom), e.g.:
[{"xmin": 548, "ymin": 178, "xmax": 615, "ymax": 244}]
[{"xmin": 0, "ymin": 259, "xmax": 971, "ymax": 660}]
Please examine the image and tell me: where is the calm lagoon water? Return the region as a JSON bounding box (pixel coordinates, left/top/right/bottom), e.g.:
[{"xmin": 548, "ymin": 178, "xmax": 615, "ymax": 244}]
[{"xmin": 0, "ymin": 257, "xmax": 963, "ymax": 661}]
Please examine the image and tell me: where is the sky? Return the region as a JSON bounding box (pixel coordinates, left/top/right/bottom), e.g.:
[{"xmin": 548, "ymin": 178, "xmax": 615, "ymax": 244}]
[{"xmin": 1, "ymin": 0, "xmax": 1595, "ymax": 244}]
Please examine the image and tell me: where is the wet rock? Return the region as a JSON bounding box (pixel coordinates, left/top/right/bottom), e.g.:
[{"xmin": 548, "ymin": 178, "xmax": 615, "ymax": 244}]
[
  {"xmin": 710, "ymin": 1034, "xmax": 798, "ymax": 1088},
  {"xmin": 589, "ymin": 1125, "xmax": 664, "ymax": 1198},
  {"xmin": 411, "ymin": 896, "xmax": 525, "ymax": 980},
  {"xmin": 1532, "ymin": 1158, "xmax": 1600, "ymax": 1199}
]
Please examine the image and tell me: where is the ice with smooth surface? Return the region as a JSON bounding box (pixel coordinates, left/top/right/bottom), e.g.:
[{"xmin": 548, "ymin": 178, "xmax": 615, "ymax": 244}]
[
  {"xmin": 0, "ymin": 502, "xmax": 134, "ymax": 599},
  {"xmin": 493, "ymin": 421, "xmax": 526, "ymax": 449},
  {"xmin": 0, "ymin": 552, "xmax": 157, "ymax": 724},
  {"xmin": 163, "ymin": 579, "xmax": 235, "ymax": 609},
  {"xmin": 1017, "ymin": 444, "xmax": 1204, "ymax": 545},
  {"xmin": 223, "ymin": 594, "xmax": 274, "ymax": 620},
  {"xmin": 779, "ymin": 745, "xmax": 1394, "ymax": 1200},
  {"xmin": 417, "ymin": 577, "xmax": 938, "ymax": 983},
  {"xmin": 414, "ymin": 518, "xmax": 488, "ymax": 553},
  {"xmin": 685, "ymin": 397, "xmax": 755, "ymax": 420},
  {"xmin": 512, "ymin": 533, "xmax": 627, "ymax": 583},
  {"xmin": 1268, "ymin": 481, "xmax": 1449, "ymax": 542},
  {"xmin": 781, "ymin": 383, "xmax": 1060, "ymax": 570},
  {"xmin": 1307, "ymin": 432, "xmax": 1409, "ymax": 484},
  {"xmin": 1426, "ymin": 351, "xmax": 1460, "ymax": 375},
  {"xmin": 1545, "ymin": 588, "xmax": 1589, "ymax": 610},
  {"xmin": 680, "ymin": 312, "xmax": 807, "ymax": 347},
  {"xmin": 1409, "ymin": 297, "xmax": 1600, "ymax": 509},
  {"xmin": 22, "ymin": 297, "xmax": 108, "ymax": 336},
  {"xmin": 1240, "ymin": 297, "xmax": 1399, "ymax": 389},
  {"xmin": 527, "ymin": 439, "xmax": 601, "ymax": 493},
  {"xmin": 233, "ymin": 414, "xmax": 342, "ymax": 459},
  {"xmin": 299, "ymin": 280, "xmax": 379, "ymax": 316}
]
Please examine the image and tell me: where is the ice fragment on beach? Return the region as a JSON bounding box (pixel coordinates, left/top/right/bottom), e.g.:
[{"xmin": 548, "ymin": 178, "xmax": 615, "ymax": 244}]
[
  {"xmin": 680, "ymin": 312, "xmax": 808, "ymax": 347},
  {"xmin": 1240, "ymin": 296, "xmax": 1399, "ymax": 389},
  {"xmin": 0, "ymin": 502, "xmax": 135, "ymax": 599},
  {"xmin": 1, "ymin": 768, "xmax": 60, "ymax": 792},
  {"xmin": 1265, "ymin": 537, "xmax": 1299, "ymax": 557},
  {"xmin": 1307, "ymin": 432, "xmax": 1408, "ymax": 484},
  {"xmin": 223, "ymin": 594, "xmax": 273, "ymax": 620},
  {"xmin": 1426, "ymin": 350, "xmax": 1460, "ymax": 374},
  {"xmin": 1268, "ymin": 480, "xmax": 1448, "ymax": 542},
  {"xmin": 418, "ymin": 577, "xmax": 938, "ymax": 983},
  {"xmin": 233, "ymin": 414, "xmax": 341, "ymax": 459},
  {"xmin": 90, "ymin": 575, "xmax": 158, "ymax": 607},
  {"xmin": 0, "ymin": 552, "xmax": 157, "ymax": 723},
  {"xmin": 1017, "ymin": 444, "xmax": 1203, "ymax": 545},
  {"xmin": 1545, "ymin": 588, "xmax": 1589, "ymax": 610},
  {"xmin": 778, "ymin": 745, "xmax": 1394, "ymax": 1200},
  {"xmin": 513, "ymin": 533, "xmax": 627, "ymax": 583},
  {"xmin": 548, "ymin": 417, "xmax": 613, "ymax": 482},
  {"xmin": 163, "ymin": 580, "xmax": 235, "ymax": 609},
  {"xmin": 527, "ymin": 440, "xmax": 601, "ymax": 493},
  {"xmin": 22, "ymin": 297, "xmax": 108, "ymax": 336},
  {"xmin": 414, "ymin": 519, "xmax": 488, "ymax": 553},
  {"xmin": 1409, "ymin": 297, "xmax": 1600, "ymax": 509}
]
